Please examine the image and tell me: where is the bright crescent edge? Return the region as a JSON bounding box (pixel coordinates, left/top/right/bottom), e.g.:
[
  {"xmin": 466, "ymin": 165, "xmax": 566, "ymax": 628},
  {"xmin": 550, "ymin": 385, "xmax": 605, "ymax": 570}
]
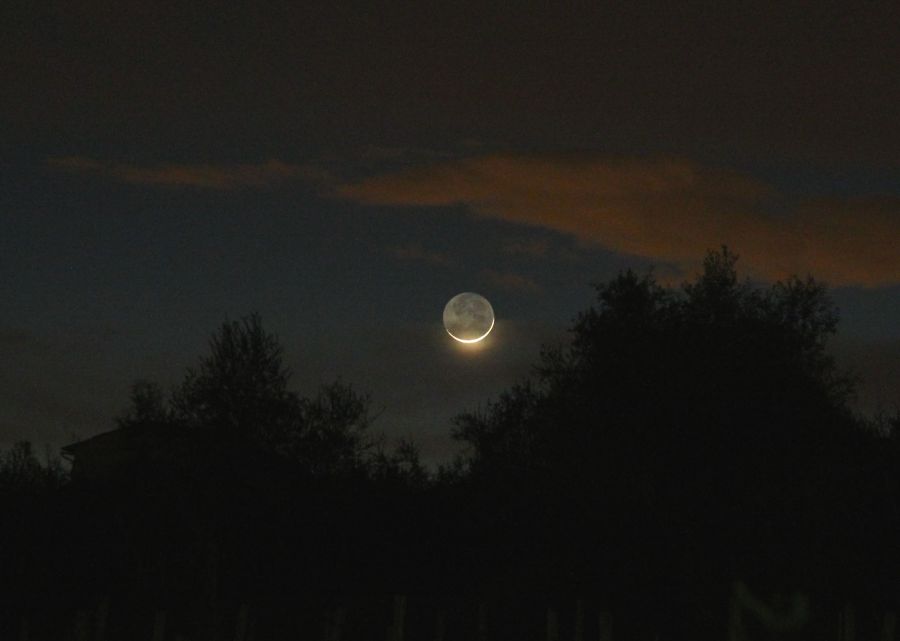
[{"xmin": 446, "ymin": 315, "xmax": 495, "ymax": 344}]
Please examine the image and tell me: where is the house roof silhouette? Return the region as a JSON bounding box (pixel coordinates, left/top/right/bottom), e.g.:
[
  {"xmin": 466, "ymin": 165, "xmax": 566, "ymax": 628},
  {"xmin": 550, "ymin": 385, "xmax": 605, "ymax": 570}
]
[{"xmin": 61, "ymin": 423, "xmax": 196, "ymax": 482}]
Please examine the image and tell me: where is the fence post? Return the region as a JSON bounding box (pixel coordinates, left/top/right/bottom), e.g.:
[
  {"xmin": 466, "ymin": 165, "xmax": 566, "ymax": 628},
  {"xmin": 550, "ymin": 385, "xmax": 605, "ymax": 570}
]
[
  {"xmin": 727, "ymin": 593, "xmax": 742, "ymax": 641},
  {"xmin": 883, "ymin": 611, "xmax": 897, "ymax": 641},
  {"xmin": 387, "ymin": 595, "xmax": 406, "ymax": 641},
  {"xmin": 598, "ymin": 610, "xmax": 612, "ymax": 641},
  {"xmin": 17, "ymin": 616, "xmax": 28, "ymax": 641},
  {"xmin": 477, "ymin": 600, "xmax": 487, "ymax": 641},
  {"xmin": 235, "ymin": 602, "xmax": 250, "ymax": 641},
  {"xmin": 74, "ymin": 608, "xmax": 90, "ymax": 641},
  {"xmin": 94, "ymin": 596, "xmax": 110, "ymax": 641},
  {"xmin": 324, "ymin": 605, "xmax": 345, "ymax": 641},
  {"xmin": 151, "ymin": 610, "xmax": 167, "ymax": 641},
  {"xmin": 838, "ymin": 603, "xmax": 855, "ymax": 641},
  {"xmin": 546, "ymin": 607, "xmax": 559, "ymax": 641},
  {"xmin": 434, "ymin": 608, "xmax": 446, "ymax": 641},
  {"xmin": 574, "ymin": 599, "xmax": 584, "ymax": 641},
  {"xmin": 207, "ymin": 540, "xmax": 219, "ymax": 641}
]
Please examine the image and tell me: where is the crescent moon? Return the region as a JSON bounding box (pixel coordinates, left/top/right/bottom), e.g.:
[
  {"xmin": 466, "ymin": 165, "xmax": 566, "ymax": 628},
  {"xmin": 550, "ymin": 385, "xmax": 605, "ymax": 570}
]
[
  {"xmin": 447, "ymin": 315, "xmax": 495, "ymax": 343},
  {"xmin": 443, "ymin": 292, "xmax": 495, "ymax": 343}
]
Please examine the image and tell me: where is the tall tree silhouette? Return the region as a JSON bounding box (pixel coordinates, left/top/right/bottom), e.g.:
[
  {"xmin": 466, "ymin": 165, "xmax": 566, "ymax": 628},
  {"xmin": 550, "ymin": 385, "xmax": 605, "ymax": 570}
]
[
  {"xmin": 452, "ymin": 248, "xmax": 878, "ymax": 635},
  {"xmin": 171, "ymin": 314, "xmax": 296, "ymax": 438},
  {"xmin": 456, "ymin": 247, "xmax": 855, "ymax": 494},
  {"xmin": 118, "ymin": 313, "xmax": 376, "ymax": 475},
  {"xmin": 0, "ymin": 440, "xmax": 67, "ymax": 496}
]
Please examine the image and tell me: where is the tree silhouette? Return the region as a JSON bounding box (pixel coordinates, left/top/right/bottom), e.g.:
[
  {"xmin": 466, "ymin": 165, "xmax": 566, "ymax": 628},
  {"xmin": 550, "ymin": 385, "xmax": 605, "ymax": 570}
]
[
  {"xmin": 0, "ymin": 440, "xmax": 67, "ymax": 496},
  {"xmin": 66, "ymin": 314, "xmax": 431, "ymax": 639},
  {"xmin": 116, "ymin": 379, "xmax": 169, "ymax": 429},
  {"xmin": 456, "ymin": 247, "xmax": 856, "ymax": 491},
  {"xmin": 117, "ymin": 313, "xmax": 377, "ymax": 476},
  {"xmin": 2, "ymin": 257, "xmax": 897, "ymax": 641},
  {"xmin": 170, "ymin": 314, "xmax": 296, "ymax": 438},
  {"xmin": 451, "ymin": 247, "xmax": 883, "ymax": 636}
]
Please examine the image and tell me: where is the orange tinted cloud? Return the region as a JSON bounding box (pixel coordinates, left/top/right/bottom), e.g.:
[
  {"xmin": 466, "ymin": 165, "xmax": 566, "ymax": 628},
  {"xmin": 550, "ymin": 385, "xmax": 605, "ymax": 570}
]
[
  {"xmin": 49, "ymin": 157, "xmax": 324, "ymax": 189},
  {"xmin": 385, "ymin": 243, "xmax": 452, "ymax": 266},
  {"xmin": 338, "ymin": 154, "xmax": 900, "ymax": 287},
  {"xmin": 789, "ymin": 197, "xmax": 900, "ymax": 288},
  {"xmin": 481, "ymin": 269, "xmax": 542, "ymax": 293},
  {"xmin": 501, "ymin": 238, "xmax": 550, "ymax": 257}
]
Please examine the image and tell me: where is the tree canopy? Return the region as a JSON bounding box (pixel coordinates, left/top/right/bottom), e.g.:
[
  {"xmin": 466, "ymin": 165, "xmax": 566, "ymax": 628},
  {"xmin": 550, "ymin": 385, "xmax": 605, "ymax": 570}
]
[
  {"xmin": 117, "ymin": 313, "xmax": 377, "ymax": 477},
  {"xmin": 0, "ymin": 441, "xmax": 67, "ymax": 497},
  {"xmin": 452, "ymin": 248, "xmax": 884, "ymax": 597},
  {"xmin": 456, "ymin": 249, "xmax": 853, "ymax": 473}
]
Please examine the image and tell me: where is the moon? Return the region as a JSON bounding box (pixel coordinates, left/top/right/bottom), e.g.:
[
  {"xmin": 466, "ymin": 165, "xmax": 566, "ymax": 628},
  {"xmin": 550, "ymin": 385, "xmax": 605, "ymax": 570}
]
[{"xmin": 443, "ymin": 292, "xmax": 495, "ymax": 343}]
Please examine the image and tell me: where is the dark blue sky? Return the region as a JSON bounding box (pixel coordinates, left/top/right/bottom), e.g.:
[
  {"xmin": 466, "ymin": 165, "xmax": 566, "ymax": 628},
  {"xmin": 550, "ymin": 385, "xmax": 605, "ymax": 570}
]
[{"xmin": 2, "ymin": 3, "xmax": 898, "ymax": 464}]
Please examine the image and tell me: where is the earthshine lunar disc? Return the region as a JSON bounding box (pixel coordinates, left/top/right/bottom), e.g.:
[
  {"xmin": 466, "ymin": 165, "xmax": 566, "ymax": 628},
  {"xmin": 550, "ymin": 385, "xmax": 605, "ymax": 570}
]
[{"xmin": 443, "ymin": 292, "xmax": 495, "ymax": 343}]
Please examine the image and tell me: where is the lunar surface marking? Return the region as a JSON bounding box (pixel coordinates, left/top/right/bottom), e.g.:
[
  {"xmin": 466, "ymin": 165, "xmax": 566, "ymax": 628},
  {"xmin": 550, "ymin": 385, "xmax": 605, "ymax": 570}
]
[{"xmin": 443, "ymin": 292, "xmax": 495, "ymax": 343}]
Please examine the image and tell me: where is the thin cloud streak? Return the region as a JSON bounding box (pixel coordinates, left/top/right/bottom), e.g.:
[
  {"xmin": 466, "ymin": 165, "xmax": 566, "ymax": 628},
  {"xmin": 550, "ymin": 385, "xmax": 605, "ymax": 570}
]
[
  {"xmin": 338, "ymin": 154, "xmax": 900, "ymax": 287},
  {"xmin": 384, "ymin": 243, "xmax": 453, "ymax": 267},
  {"xmin": 501, "ymin": 238, "xmax": 550, "ymax": 258},
  {"xmin": 49, "ymin": 157, "xmax": 326, "ymax": 189},
  {"xmin": 481, "ymin": 269, "xmax": 542, "ymax": 294}
]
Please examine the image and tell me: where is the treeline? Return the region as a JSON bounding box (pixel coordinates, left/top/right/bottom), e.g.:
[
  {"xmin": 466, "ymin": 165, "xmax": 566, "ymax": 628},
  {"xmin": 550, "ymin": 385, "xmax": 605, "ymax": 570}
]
[{"xmin": 1, "ymin": 249, "xmax": 898, "ymax": 641}]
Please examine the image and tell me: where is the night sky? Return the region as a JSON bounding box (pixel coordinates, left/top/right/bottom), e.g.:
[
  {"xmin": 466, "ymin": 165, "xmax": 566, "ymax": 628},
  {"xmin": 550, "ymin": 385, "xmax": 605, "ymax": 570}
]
[{"xmin": 2, "ymin": 3, "xmax": 898, "ymax": 465}]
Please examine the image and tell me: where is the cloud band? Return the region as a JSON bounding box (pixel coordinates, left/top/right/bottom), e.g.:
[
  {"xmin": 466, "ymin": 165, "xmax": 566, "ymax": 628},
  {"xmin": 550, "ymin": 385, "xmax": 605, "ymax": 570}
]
[{"xmin": 338, "ymin": 154, "xmax": 900, "ymax": 287}]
